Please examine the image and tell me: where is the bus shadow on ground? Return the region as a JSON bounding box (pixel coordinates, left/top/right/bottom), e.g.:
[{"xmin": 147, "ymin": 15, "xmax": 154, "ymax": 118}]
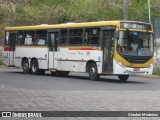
[
  {"xmin": 8, "ymin": 71, "xmax": 147, "ymax": 84},
  {"xmin": 50, "ymin": 74, "xmax": 147, "ymax": 84},
  {"xmin": 66, "ymin": 75, "xmax": 146, "ymax": 84}
]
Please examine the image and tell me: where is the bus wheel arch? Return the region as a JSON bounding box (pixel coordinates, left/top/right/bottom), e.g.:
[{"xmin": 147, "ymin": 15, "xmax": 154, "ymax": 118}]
[
  {"xmin": 22, "ymin": 57, "xmax": 30, "ymax": 74},
  {"xmin": 118, "ymin": 75, "xmax": 129, "ymax": 82},
  {"xmin": 86, "ymin": 60, "xmax": 100, "ymax": 81},
  {"xmin": 86, "ymin": 60, "xmax": 95, "ymax": 73}
]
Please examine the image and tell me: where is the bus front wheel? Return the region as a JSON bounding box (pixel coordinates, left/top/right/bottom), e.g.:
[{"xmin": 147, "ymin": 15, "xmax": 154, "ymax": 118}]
[
  {"xmin": 118, "ymin": 75, "xmax": 129, "ymax": 82},
  {"xmin": 88, "ymin": 63, "xmax": 100, "ymax": 81},
  {"xmin": 22, "ymin": 59, "xmax": 30, "ymax": 74}
]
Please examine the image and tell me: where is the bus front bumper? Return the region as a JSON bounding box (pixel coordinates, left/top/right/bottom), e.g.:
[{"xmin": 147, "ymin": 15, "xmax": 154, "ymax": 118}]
[{"xmin": 113, "ymin": 59, "xmax": 153, "ymax": 75}]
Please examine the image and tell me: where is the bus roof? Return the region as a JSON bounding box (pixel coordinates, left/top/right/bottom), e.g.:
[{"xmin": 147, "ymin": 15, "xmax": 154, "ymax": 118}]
[{"xmin": 5, "ymin": 20, "xmax": 151, "ymax": 31}]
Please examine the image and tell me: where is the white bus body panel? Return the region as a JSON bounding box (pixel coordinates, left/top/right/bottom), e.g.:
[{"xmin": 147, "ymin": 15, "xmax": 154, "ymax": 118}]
[
  {"xmin": 56, "ymin": 48, "xmax": 103, "ymax": 73},
  {"xmin": 9, "ymin": 52, "xmax": 14, "ymax": 66},
  {"xmin": 49, "ymin": 52, "xmax": 53, "ymax": 69},
  {"xmin": 53, "ymin": 52, "xmax": 58, "ymax": 69},
  {"xmin": 113, "ymin": 59, "xmax": 153, "ymax": 75},
  {"xmin": 14, "ymin": 47, "xmax": 48, "ymax": 69},
  {"xmin": 3, "ymin": 50, "xmax": 14, "ymax": 66},
  {"xmin": 3, "ymin": 51, "xmax": 10, "ymax": 65}
]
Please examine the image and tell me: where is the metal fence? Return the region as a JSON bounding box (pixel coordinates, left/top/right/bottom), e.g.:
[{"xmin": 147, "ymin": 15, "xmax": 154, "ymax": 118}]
[
  {"xmin": 153, "ymin": 18, "xmax": 160, "ymax": 39},
  {"xmin": 152, "ymin": 18, "xmax": 160, "ymax": 71}
]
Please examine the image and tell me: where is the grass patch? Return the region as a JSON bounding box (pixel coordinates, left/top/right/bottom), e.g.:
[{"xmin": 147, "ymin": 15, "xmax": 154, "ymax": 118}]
[
  {"xmin": 153, "ymin": 68, "xmax": 160, "ymax": 75},
  {"xmin": 0, "ymin": 59, "xmax": 3, "ymax": 66},
  {"xmin": 153, "ymin": 58, "xmax": 160, "ymax": 75}
]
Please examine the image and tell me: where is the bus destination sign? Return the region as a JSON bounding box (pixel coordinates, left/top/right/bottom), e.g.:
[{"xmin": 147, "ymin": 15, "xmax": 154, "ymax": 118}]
[{"xmin": 120, "ymin": 22, "xmax": 151, "ymax": 30}]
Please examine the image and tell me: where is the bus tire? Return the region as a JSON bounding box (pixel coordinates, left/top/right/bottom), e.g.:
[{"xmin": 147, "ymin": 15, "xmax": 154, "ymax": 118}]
[
  {"xmin": 31, "ymin": 59, "xmax": 39, "ymax": 75},
  {"xmin": 118, "ymin": 75, "xmax": 129, "ymax": 82},
  {"xmin": 22, "ymin": 59, "xmax": 30, "ymax": 74},
  {"xmin": 57, "ymin": 71, "xmax": 70, "ymax": 76},
  {"xmin": 88, "ymin": 63, "xmax": 100, "ymax": 81}
]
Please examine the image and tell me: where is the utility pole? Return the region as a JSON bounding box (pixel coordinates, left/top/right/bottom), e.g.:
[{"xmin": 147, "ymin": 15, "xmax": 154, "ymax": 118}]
[
  {"xmin": 148, "ymin": 0, "xmax": 151, "ymax": 23},
  {"xmin": 124, "ymin": 0, "xmax": 129, "ymax": 20}
]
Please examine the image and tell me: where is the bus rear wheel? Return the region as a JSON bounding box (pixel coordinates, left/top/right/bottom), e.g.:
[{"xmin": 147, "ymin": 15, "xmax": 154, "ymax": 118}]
[
  {"xmin": 88, "ymin": 63, "xmax": 100, "ymax": 81},
  {"xmin": 118, "ymin": 75, "xmax": 129, "ymax": 82},
  {"xmin": 22, "ymin": 59, "xmax": 30, "ymax": 74},
  {"xmin": 31, "ymin": 59, "xmax": 39, "ymax": 75}
]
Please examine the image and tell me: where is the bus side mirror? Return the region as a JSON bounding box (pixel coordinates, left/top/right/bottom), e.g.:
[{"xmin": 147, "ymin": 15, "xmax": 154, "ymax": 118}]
[{"xmin": 115, "ymin": 31, "xmax": 119, "ymax": 39}]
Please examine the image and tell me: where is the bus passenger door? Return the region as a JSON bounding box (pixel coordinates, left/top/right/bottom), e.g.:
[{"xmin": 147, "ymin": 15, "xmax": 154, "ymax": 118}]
[
  {"xmin": 102, "ymin": 27, "xmax": 115, "ymax": 73},
  {"xmin": 48, "ymin": 31, "xmax": 59, "ymax": 69}
]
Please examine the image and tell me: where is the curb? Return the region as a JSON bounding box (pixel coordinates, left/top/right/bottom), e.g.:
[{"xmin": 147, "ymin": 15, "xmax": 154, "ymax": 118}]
[
  {"xmin": 135, "ymin": 74, "xmax": 160, "ymax": 79},
  {"xmin": 0, "ymin": 65, "xmax": 7, "ymax": 68}
]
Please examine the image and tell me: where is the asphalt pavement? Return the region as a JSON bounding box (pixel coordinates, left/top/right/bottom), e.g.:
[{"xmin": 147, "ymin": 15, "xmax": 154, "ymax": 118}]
[
  {"xmin": 0, "ymin": 67, "xmax": 160, "ymax": 90},
  {"xmin": 0, "ymin": 67, "xmax": 160, "ymax": 120}
]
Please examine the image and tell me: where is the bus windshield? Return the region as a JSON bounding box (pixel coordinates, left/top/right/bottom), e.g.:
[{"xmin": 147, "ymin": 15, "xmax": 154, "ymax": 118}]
[{"xmin": 117, "ymin": 30, "xmax": 154, "ymax": 56}]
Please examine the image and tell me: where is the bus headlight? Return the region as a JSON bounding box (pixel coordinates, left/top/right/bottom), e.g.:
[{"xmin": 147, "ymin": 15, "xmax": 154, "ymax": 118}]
[
  {"xmin": 116, "ymin": 60, "xmax": 126, "ymax": 68},
  {"xmin": 147, "ymin": 64, "xmax": 153, "ymax": 68}
]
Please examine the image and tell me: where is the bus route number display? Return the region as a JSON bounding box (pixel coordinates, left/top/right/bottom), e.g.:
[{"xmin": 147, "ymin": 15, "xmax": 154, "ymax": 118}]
[{"xmin": 120, "ymin": 22, "xmax": 151, "ymax": 30}]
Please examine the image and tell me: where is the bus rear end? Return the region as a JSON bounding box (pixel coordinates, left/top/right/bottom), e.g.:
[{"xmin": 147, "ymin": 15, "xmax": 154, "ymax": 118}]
[{"xmin": 3, "ymin": 31, "xmax": 16, "ymax": 66}]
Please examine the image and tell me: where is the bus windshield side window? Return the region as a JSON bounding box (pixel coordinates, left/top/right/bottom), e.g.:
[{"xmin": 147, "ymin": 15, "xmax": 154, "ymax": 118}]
[
  {"xmin": 59, "ymin": 29, "xmax": 68, "ymax": 46},
  {"xmin": 68, "ymin": 29, "xmax": 83, "ymax": 45},
  {"xmin": 84, "ymin": 28, "xmax": 100, "ymax": 45}
]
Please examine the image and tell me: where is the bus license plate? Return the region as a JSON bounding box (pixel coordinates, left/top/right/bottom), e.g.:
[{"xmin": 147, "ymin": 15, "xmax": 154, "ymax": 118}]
[{"xmin": 133, "ymin": 68, "xmax": 140, "ymax": 71}]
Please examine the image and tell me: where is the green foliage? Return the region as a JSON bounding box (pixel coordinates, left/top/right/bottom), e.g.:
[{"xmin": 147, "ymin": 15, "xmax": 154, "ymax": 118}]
[
  {"xmin": 0, "ymin": 59, "xmax": 3, "ymax": 66},
  {"xmin": 153, "ymin": 59, "xmax": 160, "ymax": 75},
  {"xmin": 129, "ymin": 0, "xmax": 148, "ymax": 22},
  {"xmin": 0, "ymin": 0, "xmax": 160, "ymax": 27},
  {"xmin": 21, "ymin": 4, "xmax": 65, "ymax": 25},
  {"xmin": 153, "ymin": 69, "xmax": 160, "ymax": 75},
  {"xmin": 66, "ymin": 0, "xmax": 123, "ymax": 22},
  {"xmin": 66, "ymin": 0, "xmax": 99, "ymax": 22}
]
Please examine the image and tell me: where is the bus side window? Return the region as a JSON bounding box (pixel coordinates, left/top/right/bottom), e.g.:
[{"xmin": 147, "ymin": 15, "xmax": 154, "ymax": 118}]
[
  {"xmin": 35, "ymin": 30, "xmax": 47, "ymax": 46},
  {"xmin": 17, "ymin": 31, "xmax": 25, "ymax": 45},
  {"xmin": 48, "ymin": 32, "xmax": 59, "ymax": 51},
  {"xmin": 24, "ymin": 31, "xmax": 34, "ymax": 45},
  {"xmin": 68, "ymin": 29, "xmax": 83, "ymax": 45},
  {"xmin": 9, "ymin": 33, "xmax": 17, "ymax": 50},
  {"xmin": 84, "ymin": 28, "xmax": 100, "ymax": 45},
  {"xmin": 59, "ymin": 29, "xmax": 68, "ymax": 46}
]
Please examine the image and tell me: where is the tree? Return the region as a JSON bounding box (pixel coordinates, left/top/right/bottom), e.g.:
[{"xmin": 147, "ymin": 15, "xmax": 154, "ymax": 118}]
[{"xmin": 1, "ymin": 0, "xmax": 160, "ymax": 28}]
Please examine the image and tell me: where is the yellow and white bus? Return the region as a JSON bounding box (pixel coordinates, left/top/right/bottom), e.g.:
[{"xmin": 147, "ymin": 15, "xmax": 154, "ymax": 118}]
[{"xmin": 2, "ymin": 21, "xmax": 154, "ymax": 81}]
